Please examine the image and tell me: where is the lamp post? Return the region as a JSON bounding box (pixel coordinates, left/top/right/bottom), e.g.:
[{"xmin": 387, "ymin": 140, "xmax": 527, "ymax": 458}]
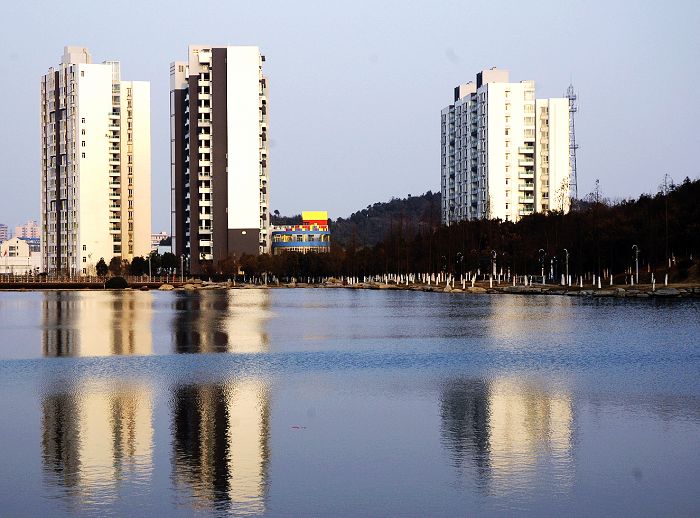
[
  {"xmin": 563, "ymin": 248, "xmax": 569, "ymax": 284},
  {"xmin": 148, "ymin": 254, "xmax": 152, "ymax": 282},
  {"xmin": 538, "ymin": 248, "xmax": 546, "ymax": 280},
  {"xmin": 491, "ymin": 250, "xmax": 497, "ymax": 278},
  {"xmin": 632, "ymin": 244, "xmax": 639, "ymax": 284}
]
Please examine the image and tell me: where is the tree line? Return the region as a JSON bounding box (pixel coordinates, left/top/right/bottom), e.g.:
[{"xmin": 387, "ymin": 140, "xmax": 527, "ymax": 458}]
[
  {"xmin": 98, "ymin": 176, "xmax": 699, "ymax": 283},
  {"xmin": 246, "ymin": 176, "xmax": 699, "ymax": 282}
]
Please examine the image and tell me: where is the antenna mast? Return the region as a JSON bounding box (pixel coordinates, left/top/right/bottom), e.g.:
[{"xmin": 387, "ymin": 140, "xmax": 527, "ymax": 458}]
[{"xmin": 566, "ymin": 84, "xmax": 579, "ymax": 200}]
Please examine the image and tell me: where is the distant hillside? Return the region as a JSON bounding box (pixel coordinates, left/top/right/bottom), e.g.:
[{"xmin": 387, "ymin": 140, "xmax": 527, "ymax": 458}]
[
  {"xmin": 330, "ymin": 191, "xmax": 441, "ymax": 248},
  {"xmin": 272, "ymin": 192, "xmax": 441, "ymax": 248}
]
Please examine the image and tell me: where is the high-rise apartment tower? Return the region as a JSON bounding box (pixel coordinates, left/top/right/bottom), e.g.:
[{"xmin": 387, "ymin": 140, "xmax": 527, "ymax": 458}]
[
  {"xmin": 441, "ymin": 68, "xmax": 570, "ymax": 225},
  {"xmin": 170, "ymin": 45, "xmax": 269, "ymax": 274},
  {"xmin": 40, "ymin": 47, "xmax": 151, "ymax": 274}
]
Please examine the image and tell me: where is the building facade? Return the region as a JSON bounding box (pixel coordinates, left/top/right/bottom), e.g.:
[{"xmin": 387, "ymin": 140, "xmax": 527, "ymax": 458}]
[
  {"xmin": 441, "ymin": 68, "xmax": 570, "ymax": 225},
  {"xmin": 271, "ymin": 211, "xmax": 330, "ymax": 255},
  {"xmin": 15, "ymin": 220, "xmax": 41, "ymax": 239},
  {"xmin": 151, "ymin": 231, "xmax": 169, "ymax": 251},
  {"xmin": 170, "ymin": 45, "xmax": 269, "ymax": 274},
  {"xmin": 0, "ymin": 237, "xmax": 42, "ymax": 275},
  {"xmin": 40, "ymin": 46, "xmax": 151, "ymax": 275},
  {"xmin": 0, "ymin": 224, "xmax": 7, "ymax": 243}
]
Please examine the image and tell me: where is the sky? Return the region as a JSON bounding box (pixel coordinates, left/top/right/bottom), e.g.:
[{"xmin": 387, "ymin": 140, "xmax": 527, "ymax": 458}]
[{"xmin": 0, "ymin": 0, "xmax": 698, "ymax": 232}]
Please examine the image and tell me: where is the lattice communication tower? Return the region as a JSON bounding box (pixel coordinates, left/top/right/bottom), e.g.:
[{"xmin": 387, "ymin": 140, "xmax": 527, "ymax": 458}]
[{"xmin": 565, "ymin": 84, "xmax": 579, "ymax": 199}]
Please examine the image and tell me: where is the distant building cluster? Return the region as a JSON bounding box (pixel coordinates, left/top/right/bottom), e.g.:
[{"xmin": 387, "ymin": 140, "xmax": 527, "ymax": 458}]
[
  {"xmin": 271, "ymin": 211, "xmax": 331, "ymax": 255},
  {"xmin": 441, "ymin": 67, "xmax": 571, "ymax": 225},
  {"xmin": 15, "ymin": 220, "xmax": 40, "ymax": 239}
]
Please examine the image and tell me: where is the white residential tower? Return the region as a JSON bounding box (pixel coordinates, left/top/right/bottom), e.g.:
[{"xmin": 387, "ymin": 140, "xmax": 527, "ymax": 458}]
[
  {"xmin": 40, "ymin": 46, "xmax": 151, "ymax": 275},
  {"xmin": 441, "ymin": 68, "xmax": 570, "ymax": 225}
]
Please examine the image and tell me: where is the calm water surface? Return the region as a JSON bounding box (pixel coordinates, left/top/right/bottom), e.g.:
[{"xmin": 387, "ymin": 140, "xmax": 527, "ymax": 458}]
[{"xmin": 0, "ymin": 289, "xmax": 699, "ymax": 516}]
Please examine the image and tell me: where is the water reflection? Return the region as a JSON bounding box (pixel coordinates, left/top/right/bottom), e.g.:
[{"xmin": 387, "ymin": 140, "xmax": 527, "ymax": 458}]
[
  {"xmin": 171, "ymin": 379, "xmax": 271, "ymax": 514},
  {"xmin": 41, "ymin": 380, "xmax": 153, "ymax": 504},
  {"xmin": 172, "ymin": 290, "xmax": 270, "ymax": 353},
  {"xmin": 40, "ymin": 289, "xmax": 272, "ymax": 358},
  {"xmin": 440, "ymin": 377, "xmax": 573, "ymax": 494},
  {"xmin": 484, "ymin": 294, "xmax": 575, "ymax": 348},
  {"xmin": 42, "ymin": 291, "xmax": 153, "ymax": 357}
]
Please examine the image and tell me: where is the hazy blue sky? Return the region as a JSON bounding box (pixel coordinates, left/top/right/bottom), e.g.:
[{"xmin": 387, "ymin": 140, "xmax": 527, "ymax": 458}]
[{"xmin": 1, "ymin": 0, "xmax": 698, "ymax": 231}]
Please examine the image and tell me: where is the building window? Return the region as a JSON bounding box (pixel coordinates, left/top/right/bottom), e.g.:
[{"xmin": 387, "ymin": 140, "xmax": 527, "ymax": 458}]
[
  {"xmin": 81, "ymin": 117, "xmax": 85, "ymax": 123},
  {"xmin": 82, "ymin": 257, "xmax": 86, "ymax": 263},
  {"xmin": 81, "ymin": 152, "xmax": 85, "ymax": 158},
  {"xmin": 82, "ymin": 245, "xmax": 86, "ymax": 251},
  {"xmin": 81, "ymin": 141, "xmax": 85, "ymax": 147}
]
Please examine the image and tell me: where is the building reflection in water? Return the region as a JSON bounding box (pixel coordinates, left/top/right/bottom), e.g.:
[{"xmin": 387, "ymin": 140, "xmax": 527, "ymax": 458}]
[
  {"xmin": 484, "ymin": 294, "xmax": 575, "ymax": 349},
  {"xmin": 172, "ymin": 289, "xmax": 270, "ymax": 353},
  {"xmin": 41, "ymin": 380, "xmax": 153, "ymax": 503},
  {"xmin": 42, "ymin": 291, "xmax": 153, "ymax": 357},
  {"xmin": 440, "ymin": 377, "xmax": 573, "ymax": 494},
  {"xmin": 171, "ymin": 379, "xmax": 271, "ymax": 515}
]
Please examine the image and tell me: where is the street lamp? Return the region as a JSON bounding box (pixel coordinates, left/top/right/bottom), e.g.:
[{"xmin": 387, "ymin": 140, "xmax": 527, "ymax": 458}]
[
  {"xmin": 491, "ymin": 250, "xmax": 497, "ymax": 277},
  {"xmin": 563, "ymin": 248, "xmax": 569, "ymax": 284},
  {"xmin": 456, "ymin": 252, "xmax": 464, "ymax": 279},
  {"xmin": 632, "ymin": 244, "xmax": 639, "ymax": 284},
  {"xmin": 538, "ymin": 248, "xmax": 546, "ymax": 280}
]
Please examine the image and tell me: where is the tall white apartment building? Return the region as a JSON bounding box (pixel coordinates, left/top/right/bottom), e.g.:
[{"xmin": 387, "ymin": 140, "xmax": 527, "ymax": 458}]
[
  {"xmin": 170, "ymin": 45, "xmax": 269, "ymax": 274},
  {"xmin": 40, "ymin": 46, "xmax": 151, "ymax": 275},
  {"xmin": 441, "ymin": 68, "xmax": 570, "ymax": 225}
]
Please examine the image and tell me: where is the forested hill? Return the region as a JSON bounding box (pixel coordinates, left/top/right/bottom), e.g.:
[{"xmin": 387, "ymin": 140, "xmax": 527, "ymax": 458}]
[{"xmin": 329, "ymin": 191, "xmax": 441, "ymax": 248}]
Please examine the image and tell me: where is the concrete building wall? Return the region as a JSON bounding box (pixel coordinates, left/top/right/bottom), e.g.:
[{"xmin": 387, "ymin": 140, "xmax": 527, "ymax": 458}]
[
  {"xmin": 441, "ymin": 68, "xmax": 569, "ymax": 225},
  {"xmin": 171, "ymin": 45, "xmax": 269, "ymax": 274},
  {"xmin": 41, "ymin": 47, "xmax": 151, "ymax": 275},
  {"xmin": 76, "ymin": 62, "xmax": 113, "ymax": 271}
]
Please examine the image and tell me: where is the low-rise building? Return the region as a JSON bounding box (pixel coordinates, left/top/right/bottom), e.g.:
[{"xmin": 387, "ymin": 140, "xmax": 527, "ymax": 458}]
[
  {"xmin": 0, "ymin": 237, "xmax": 42, "ymax": 275},
  {"xmin": 151, "ymin": 231, "xmax": 169, "ymax": 252},
  {"xmin": 271, "ymin": 211, "xmax": 330, "ymax": 255}
]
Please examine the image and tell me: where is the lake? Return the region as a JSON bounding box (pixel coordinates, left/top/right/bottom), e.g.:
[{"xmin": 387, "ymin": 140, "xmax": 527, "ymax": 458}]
[{"xmin": 0, "ymin": 289, "xmax": 699, "ymax": 516}]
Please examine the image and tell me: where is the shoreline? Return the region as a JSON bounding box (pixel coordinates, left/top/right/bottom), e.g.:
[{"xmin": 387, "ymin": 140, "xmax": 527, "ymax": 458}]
[{"xmin": 0, "ymin": 280, "xmax": 698, "ymax": 298}]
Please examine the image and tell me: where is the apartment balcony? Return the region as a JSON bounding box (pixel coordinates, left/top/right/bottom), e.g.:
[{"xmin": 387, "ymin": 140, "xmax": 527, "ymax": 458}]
[
  {"xmin": 199, "ymin": 213, "xmax": 212, "ymax": 221},
  {"xmin": 109, "ymin": 159, "xmax": 120, "ymax": 166},
  {"xmin": 519, "ymin": 208, "xmax": 535, "ymax": 216},
  {"xmin": 518, "ymin": 146, "xmax": 534, "ymax": 154},
  {"xmin": 109, "ymin": 215, "xmax": 121, "ymax": 223},
  {"xmin": 518, "ymin": 171, "xmax": 534, "ymax": 179},
  {"xmin": 518, "ymin": 158, "xmax": 535, "ymax": 167},
  {"xmin": 519, "ymin": 183, "xmax": 535, "ymax": 191},
  {"xmin": 519, "ymin": 196, "xmax": 535, "ymax": 204}
]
